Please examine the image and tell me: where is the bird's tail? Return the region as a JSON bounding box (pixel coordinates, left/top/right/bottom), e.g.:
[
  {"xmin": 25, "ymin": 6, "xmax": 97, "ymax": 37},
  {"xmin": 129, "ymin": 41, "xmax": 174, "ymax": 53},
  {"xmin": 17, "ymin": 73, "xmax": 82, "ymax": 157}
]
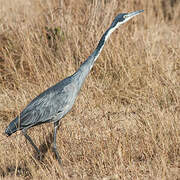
[{"xmin": 5, "ymin": 117, "xmax": 20, "ymax": 136}]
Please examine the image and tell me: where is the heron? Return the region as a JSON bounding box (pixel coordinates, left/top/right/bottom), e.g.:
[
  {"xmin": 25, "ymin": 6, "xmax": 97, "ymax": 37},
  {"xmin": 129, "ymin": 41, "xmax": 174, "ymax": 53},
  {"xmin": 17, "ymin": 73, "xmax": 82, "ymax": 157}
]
[{"xmin": 5, "ymin": 10, "xmax": 144, "ymax": 164}]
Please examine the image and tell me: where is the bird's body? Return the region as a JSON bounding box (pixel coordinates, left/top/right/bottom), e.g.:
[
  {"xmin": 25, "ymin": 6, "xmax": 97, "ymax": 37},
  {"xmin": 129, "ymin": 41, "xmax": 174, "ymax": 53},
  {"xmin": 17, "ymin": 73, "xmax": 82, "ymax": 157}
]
[
  {"xmin": 5, "ymin": 10, "xmax": 144, "ymax": 164},
  {"xmin": 6, "ymin": 45, "xmax": 98, "ymax": 136},
  {"xmin": 6, "ymin": 73, "xmax": 82, "ymax": 135}
]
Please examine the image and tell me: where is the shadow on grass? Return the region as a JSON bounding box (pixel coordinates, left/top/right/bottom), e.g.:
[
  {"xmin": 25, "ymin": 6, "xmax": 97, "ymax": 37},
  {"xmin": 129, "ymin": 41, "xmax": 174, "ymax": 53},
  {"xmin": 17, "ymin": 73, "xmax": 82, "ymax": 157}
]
[
  {"xmin": 0, "ymin": 164, "xmax": 32, "ymax": 179},
  {"xmin": 32, "ymin": 132, "xmax": 54, "ymax": 162},
  {"xmin": 1, "ymin": 132, "xmax": 56, "ymax": 179}
]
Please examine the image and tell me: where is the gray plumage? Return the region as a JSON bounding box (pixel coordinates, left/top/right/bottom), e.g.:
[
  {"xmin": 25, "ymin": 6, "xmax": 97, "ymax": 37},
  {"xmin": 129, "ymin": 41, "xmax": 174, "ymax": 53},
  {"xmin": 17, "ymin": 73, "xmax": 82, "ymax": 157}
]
[{"xmin": 5, "ymin": 10, "xmax": 144, "ymax": 164}]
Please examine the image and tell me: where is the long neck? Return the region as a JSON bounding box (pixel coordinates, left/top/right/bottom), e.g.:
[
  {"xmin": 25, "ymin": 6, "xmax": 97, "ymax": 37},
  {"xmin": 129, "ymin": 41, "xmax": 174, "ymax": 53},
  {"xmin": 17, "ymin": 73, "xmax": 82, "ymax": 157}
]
[{"xmin": 74, "ymin": 25, "xmax": 115, "ymax": 79}]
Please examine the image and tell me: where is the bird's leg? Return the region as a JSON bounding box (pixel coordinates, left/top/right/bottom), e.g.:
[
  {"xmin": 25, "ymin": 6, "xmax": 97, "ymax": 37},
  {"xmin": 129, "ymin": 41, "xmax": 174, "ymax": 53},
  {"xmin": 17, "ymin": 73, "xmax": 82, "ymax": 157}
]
[
  {"xmin": 52, "ymin": 121, "xmax": 62, "ymax": 165},
  {"xmin": 22, "ymin": 129, "xmax": 41, "ymax": 158}
]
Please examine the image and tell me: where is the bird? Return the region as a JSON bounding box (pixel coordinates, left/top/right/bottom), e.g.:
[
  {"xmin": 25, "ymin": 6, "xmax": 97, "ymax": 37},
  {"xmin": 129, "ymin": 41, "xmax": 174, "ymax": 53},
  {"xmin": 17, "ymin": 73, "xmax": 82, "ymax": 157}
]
[{"xmin": 5, "ymin": 10, "xmax": 144, "ymax": 165}]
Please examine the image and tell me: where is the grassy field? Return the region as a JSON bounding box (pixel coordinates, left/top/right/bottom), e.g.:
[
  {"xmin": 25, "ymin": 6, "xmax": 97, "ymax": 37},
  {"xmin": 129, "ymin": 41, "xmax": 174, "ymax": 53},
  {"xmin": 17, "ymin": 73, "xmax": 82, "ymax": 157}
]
[{"xmin": 0, "ymin": 0, "xmax": 180, "ymax": 179}]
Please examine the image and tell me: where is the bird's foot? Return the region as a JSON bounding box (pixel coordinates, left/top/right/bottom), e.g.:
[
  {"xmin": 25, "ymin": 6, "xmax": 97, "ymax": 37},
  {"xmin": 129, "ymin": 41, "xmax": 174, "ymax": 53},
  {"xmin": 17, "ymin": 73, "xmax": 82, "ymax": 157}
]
[{"xmin": 52, "ymin": 147, "xmax": 62, "ymax": 165}]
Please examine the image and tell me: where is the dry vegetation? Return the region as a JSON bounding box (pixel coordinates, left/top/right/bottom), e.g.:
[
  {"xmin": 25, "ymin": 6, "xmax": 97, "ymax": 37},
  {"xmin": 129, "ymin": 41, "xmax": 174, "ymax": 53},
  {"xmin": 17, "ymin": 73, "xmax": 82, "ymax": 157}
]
[{"xmin": 0, "ymin": 0, "xmax": 180, "ymax": 179}]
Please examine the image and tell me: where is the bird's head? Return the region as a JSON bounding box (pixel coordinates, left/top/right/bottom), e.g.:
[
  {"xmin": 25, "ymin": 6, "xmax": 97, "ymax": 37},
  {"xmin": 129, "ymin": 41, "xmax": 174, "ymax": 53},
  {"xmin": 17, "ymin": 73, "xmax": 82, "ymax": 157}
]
[{"xmin": 111, "ymin": 10, "xmax": 144, "ymax": 29}]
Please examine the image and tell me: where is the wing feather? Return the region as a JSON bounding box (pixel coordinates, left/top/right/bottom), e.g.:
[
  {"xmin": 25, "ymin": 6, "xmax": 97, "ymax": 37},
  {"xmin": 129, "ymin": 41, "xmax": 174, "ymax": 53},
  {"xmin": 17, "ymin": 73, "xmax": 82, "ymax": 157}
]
[{"xmin": 18, "ymin": 78, "xmax": 75, "ymax": 128}]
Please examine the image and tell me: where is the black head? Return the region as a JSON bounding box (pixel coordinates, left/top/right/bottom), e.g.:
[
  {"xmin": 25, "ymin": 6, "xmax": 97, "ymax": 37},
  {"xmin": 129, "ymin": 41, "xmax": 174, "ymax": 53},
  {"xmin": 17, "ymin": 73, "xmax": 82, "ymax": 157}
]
[{"xmin": 111, "ymin": 10, "xmax": 144, "ymax": 28}]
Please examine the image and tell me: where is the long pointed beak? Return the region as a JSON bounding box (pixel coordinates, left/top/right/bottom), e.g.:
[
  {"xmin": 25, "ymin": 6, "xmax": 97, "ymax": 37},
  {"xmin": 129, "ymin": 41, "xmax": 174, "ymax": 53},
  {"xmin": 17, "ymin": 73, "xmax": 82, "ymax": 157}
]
[{"xmin": 125, "ymin": 10, "xmax": 144, "ymax": 19}]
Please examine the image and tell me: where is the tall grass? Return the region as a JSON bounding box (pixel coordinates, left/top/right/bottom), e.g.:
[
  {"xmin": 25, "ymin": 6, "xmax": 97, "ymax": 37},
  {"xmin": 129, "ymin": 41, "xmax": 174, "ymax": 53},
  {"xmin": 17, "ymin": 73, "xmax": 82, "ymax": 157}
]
[{"xmin": 0, "ymin": 0, "xmax": 180, "ymax": 179}]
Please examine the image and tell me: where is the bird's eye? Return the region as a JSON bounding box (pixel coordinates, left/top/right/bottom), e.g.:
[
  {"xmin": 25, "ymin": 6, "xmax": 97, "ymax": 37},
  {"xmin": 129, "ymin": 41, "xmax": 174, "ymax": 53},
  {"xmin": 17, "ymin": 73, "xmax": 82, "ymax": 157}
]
[{"xmin": 123, "ymin": 15, "xmax": 127, "ymax": 19}]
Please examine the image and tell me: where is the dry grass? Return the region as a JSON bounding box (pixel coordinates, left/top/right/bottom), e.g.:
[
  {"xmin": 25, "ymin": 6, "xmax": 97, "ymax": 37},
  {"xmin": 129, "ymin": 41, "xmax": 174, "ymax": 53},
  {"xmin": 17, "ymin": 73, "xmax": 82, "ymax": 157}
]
[{"xmin": 0, "ymin": 0, "xmax": 180, "ymax": 179}]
